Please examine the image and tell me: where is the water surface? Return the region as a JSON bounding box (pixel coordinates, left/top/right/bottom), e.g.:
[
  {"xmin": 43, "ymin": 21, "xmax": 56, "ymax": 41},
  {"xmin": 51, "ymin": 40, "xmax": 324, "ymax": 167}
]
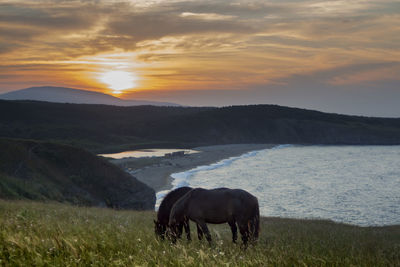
[
  {"xmin": 99, "ymin": 148, "xmax": 198, "ymax": 159},
  {"xmin": 163, "ymin": 145, "xmax": 400, "ymax": 226}
]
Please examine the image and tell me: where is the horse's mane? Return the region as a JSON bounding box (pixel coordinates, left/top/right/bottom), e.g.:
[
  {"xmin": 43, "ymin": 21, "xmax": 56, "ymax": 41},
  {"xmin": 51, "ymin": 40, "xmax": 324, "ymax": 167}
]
[{"xmin": 158, "ymin": 187, "xmax": 192, "ymax": 222}]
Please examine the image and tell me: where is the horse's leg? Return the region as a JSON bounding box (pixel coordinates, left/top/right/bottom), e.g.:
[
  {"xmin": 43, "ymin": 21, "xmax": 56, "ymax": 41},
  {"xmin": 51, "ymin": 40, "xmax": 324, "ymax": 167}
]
[
  {"xmin": 177, "ymin": 223, "xmax": 184, "ymax": 239},
  {"xmin": 248, "ymin": 219, "xmax": 255, "ymax": 242},
  {"xmin": 184, "ymin": 219, "xmax": 191, "ymax": 241},
  {"xmin": 238, "ymin": 222, "xmax": 249, "ymax": 247},
  {"xmin": 196, "ymin": 223, "xmax": 203, "ymax": 241},
  {"xmin": 161, "ymin": 225, "xmax": 166, "ymax": 240},
  {"xmin": 228, "ymin": 220, "xmax": 237, "ymax": 243},
  {"xmin": 197, "ymin": 221, "xmax": 212, "ymax": 243}
]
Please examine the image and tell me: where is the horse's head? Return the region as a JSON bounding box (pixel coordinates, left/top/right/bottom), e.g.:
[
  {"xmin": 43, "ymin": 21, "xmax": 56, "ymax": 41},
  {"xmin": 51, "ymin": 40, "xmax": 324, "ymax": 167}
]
[
  {"xmin": 154, "ymin": 220, "xmax": 166, "ymax": 239},
  {"xmin": 168, "ymin": 215, "xmax": 183, "ymax": 243},
  {"xmin": 167, "ymin": 223, "xmax": 179, "ymax": 243}
]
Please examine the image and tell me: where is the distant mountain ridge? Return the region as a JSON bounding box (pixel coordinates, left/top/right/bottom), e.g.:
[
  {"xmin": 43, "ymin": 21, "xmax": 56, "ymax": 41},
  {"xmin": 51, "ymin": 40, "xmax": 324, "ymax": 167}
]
[
  {"xmin": 1, "ymin": 101, "xmax": 399, "ymax": 152},
  {"xmin": 0, "ymin": 86, "xmax": 179, "ymax": 106}
]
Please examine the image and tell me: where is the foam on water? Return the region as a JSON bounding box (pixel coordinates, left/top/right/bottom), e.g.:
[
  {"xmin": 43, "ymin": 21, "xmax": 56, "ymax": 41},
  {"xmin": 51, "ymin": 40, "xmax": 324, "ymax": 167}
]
[
  {"xmin": 154, "ymin": 147, "xmax": 274, "ymax": 210},
  {"xmin": 170, "ymin": 147, "xmax": 271, "ymax": 188},
  {"xmin": 156, "ymin": 145, "xmax": 400, "ymax": 226}
]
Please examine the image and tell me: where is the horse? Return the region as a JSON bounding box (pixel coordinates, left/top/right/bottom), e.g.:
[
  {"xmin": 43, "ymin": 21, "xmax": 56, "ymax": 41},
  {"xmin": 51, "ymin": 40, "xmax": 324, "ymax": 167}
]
[
  {"xmin": 169, "ymin": 188, "xmax": 260, "ymax": 246},
  {"xmin": 154, "ymin": 186, "xmax": 203, "ymax": 241}
]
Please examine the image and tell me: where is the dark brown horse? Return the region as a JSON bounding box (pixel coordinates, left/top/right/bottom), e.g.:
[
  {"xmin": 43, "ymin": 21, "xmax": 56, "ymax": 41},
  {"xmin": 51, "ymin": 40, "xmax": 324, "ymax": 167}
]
[
  {"xmin": 155, "ymin": 187, "xmax": 204, "ymax": 241},
  {"xmin": 169, "ymin": 188, "xmax": 260, "ymax": 246}
]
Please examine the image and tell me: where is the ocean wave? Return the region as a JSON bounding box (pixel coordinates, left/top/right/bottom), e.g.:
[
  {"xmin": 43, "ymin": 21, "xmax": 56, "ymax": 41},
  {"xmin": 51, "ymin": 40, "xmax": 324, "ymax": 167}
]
[
  {"xmin": 155, "ymin": 145, "xmax": 293, "ymax": 209},
  {"xmin": 170, "ymin": 147, "xmax": 270, "ymax": 188}
]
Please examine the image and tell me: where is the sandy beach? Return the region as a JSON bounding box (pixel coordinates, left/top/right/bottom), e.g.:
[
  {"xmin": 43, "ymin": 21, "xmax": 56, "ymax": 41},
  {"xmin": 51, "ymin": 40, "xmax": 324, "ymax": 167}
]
[{"xmin": 111, "ymin": 144, "xmax": 274, "ymax": 192}]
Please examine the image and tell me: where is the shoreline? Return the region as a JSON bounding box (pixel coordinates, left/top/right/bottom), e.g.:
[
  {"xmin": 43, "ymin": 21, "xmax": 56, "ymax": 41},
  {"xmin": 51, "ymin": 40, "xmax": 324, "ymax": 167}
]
[{"xmin": 111, "ymin": 144, "xmax": 274, "ymax": 192}]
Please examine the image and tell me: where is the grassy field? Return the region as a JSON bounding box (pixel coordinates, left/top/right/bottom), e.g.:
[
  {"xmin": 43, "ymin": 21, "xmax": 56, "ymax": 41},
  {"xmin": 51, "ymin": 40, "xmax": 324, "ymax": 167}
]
[{"xmin": 0, "ymin": 200, "xmax": 399, "ymax": 266}]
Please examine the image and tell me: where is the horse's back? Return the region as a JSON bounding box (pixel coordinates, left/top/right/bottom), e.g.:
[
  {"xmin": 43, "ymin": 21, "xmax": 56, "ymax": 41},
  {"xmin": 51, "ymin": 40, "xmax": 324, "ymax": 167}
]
[
  {"xmin": 186, "ymin": 188, "xmax": 258, "ymax": 223},
  {"xmin": 229, "ymin": 189, "xmax": 258, "ymax": 205},
  {"xmin": 189, "ymin": 188, "xmax": 234, "ymax": 204},
  {"xmin": 190, "ymin": 188, "xmax": 257, "ymax": 203},
  {"xmin": 225, "ymin": 188, "xmax": 258, "ymax": 210}
]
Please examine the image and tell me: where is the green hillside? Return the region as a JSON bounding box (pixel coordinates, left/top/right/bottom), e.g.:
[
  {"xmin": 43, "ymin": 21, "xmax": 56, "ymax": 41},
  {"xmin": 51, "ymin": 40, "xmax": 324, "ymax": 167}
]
[
  {"xmin": 0, "ymin": 138, "xmax": 155, "ymax": 209},
  {"xmin": 1, "ymin": 100, "xmax": 399, "ymax": 152},
  {"xmin": 0, "ymin": 201, "xmax": 399, "ymax": 266}
]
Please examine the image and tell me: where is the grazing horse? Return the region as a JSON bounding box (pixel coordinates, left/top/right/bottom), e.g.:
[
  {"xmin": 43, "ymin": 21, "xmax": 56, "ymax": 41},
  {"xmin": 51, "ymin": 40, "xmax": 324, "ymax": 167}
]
[
  {"xmin": 154, "ymin": 187, "xmax": 192, "ymax": 240},
  {"xmin": 154, "ymin": 187, "xmax": 203, "ymax": 241},
  {"xmin": 169, "ymin": 188, "xmax": 260, "ymax": 246}
]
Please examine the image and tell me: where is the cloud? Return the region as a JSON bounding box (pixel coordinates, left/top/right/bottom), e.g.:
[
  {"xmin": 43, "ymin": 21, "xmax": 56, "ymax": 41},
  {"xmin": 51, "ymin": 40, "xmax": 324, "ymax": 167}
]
[
  {"xmin": 2, "ymin": 0, "xmax": 397, "ymax": 56},
  {"xmin": 328, "ymin": 63, "xmax": 400, "ymax": 86},
  {"xmin": 0, "ymin": 0, "xmax": 399, "ymax": 110},
  {"xmin": 179, "ymin": 12, "xmax": 236, "ymax": 20},
  {"xmin": 0, "ymin": 2, "xmax": 101, "ymax": 31},
  {"xmin": 104, "ymin": 12, "xmax": 255, "ymax": 44}
]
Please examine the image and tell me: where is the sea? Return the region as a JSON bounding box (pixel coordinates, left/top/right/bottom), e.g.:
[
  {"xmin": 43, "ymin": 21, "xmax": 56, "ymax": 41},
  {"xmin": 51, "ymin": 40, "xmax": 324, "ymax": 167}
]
[
  {"xmin": 156, "ymin": 145, "xmax": 400, "ymax": 226},
  {"xmin": 99, "ymin": 149, "xmax": 198, "ymax": 159}
]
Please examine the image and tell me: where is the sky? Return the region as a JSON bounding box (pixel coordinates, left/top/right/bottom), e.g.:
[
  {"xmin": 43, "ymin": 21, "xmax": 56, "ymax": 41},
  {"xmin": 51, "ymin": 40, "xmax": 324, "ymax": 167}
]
[{"xmin": 0, "ymin": 0, "xmax": 399, "ymax": 117}]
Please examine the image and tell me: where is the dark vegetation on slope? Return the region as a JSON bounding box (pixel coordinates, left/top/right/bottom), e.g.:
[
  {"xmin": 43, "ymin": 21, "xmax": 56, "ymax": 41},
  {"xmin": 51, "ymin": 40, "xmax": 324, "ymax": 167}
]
[
  {"xmin": 0, "ymin": 100, "xmax": 399, "ymax": 152},
  {"xmin": 0, "ymin": 138, "xmax": 155, "ymax": 209}
]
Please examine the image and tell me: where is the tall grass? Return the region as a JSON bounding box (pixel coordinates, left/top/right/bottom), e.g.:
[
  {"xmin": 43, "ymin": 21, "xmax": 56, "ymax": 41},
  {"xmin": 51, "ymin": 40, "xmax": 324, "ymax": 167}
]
[{"xmin": 0, "ymin": 200, "xmax": 399, "ymax": 266}]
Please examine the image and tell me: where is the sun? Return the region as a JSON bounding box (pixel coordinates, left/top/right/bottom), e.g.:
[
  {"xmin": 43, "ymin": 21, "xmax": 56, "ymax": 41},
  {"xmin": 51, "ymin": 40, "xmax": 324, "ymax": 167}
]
[{"xmin": 99, "ymin": 70, "xmax": 138, "ymax": 94}]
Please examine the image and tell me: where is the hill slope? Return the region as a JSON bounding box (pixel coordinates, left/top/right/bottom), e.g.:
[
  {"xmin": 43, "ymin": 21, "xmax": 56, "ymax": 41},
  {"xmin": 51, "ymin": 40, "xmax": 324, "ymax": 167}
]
[
  {"xmin": 0, "ymin": 100, "xmax": 399, "ymax": 151},
  {"xmin": 0, "ymin": 138, "xmax": 155, "ymax": 209},
  {"xmin": 0, "ymin": 86, "xmax": 178, "ymax": 106}
]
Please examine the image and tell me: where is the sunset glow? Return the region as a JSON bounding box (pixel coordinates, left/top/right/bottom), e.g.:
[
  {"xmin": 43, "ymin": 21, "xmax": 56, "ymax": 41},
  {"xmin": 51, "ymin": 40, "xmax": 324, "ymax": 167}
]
[
  {"xmin": 0, "ymin": 0, "xmax": 399, "ymax": 116},
  {"xmin": 99, "ymin": 71, "xmax": 138, "ymax": 94}
]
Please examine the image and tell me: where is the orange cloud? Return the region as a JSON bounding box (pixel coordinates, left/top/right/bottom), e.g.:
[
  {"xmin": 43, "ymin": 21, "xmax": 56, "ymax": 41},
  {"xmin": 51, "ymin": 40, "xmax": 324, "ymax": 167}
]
[{"xmin": 0, "ymin": 0, "xmax": 399, "ymax": 99}]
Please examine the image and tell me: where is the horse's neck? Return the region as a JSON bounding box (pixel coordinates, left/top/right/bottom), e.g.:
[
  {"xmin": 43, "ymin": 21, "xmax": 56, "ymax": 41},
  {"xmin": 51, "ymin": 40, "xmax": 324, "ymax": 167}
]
[{"xmin": 174, "ymin": 190, "xmax": 192, "ymax": 214}]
